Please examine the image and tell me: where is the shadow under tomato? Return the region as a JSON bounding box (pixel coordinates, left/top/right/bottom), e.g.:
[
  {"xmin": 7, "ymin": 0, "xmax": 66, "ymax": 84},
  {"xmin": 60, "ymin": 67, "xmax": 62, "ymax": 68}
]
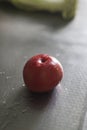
[
  {"xmin": 0, "ymin": 85, "xmax": 60, "ymax": 130},
  {"xmin": 22, "ymin": 87, "xmax": 58, "ymax": 111}
]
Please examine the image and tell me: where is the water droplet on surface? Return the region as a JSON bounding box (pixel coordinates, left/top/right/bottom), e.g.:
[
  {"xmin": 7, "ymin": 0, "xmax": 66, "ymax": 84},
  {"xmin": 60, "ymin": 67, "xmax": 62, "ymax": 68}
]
[
  {"xmin": 2, "ymin": 100, "xmax": 6, "ymax": 104},
  {"xmin": 65, "ymin": 88, "xmax": 68, "ymax": 91},
  {"xmin": 22, "ymin": 84, "xmax": 25, "ymax": 87},
  {"xmin": 24, "ymin": 56, "xmax": 28, "ymax": 59},
  {"xmin": 6, "ymin": 76, "xmax": 11, "ymax": 79},
  {"xmin": 56, "ymin": 53, "xmax": 60, "ymax": 57},
  {"xmin": 2, "ymin": 72, "xmax": 5, "ymax": 74},
  {"xmin": 0, "ymin": 71, "xmax": 5, "ymax": 75},
  {"xmin": 22, "ymin": 109, "xmax": 27, "ymax": 113},
  {"xmin": 12, "ymin": 87, "xmax": 15, "ymax": 90}
]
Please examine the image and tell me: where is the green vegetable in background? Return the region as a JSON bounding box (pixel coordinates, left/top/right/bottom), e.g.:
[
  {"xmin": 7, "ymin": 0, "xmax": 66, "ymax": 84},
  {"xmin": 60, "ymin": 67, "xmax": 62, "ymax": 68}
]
[{"xmin": 10, "ymin": 0, "xmax": 77, "ymax": 20}]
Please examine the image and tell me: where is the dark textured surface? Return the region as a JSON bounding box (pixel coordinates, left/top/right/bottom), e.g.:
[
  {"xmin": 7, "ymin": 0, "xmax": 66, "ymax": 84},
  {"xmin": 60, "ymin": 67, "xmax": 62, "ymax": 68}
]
[{"xmin": 0, "ymin": 1, "xmax": 87, "ymax": 130}]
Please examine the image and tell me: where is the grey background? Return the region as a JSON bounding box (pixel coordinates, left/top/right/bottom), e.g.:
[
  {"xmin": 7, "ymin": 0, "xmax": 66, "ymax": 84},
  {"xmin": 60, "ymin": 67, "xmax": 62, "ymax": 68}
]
[{"xmin": 0, "ymin": 0, "xmax": 87, "ymax": 130}]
